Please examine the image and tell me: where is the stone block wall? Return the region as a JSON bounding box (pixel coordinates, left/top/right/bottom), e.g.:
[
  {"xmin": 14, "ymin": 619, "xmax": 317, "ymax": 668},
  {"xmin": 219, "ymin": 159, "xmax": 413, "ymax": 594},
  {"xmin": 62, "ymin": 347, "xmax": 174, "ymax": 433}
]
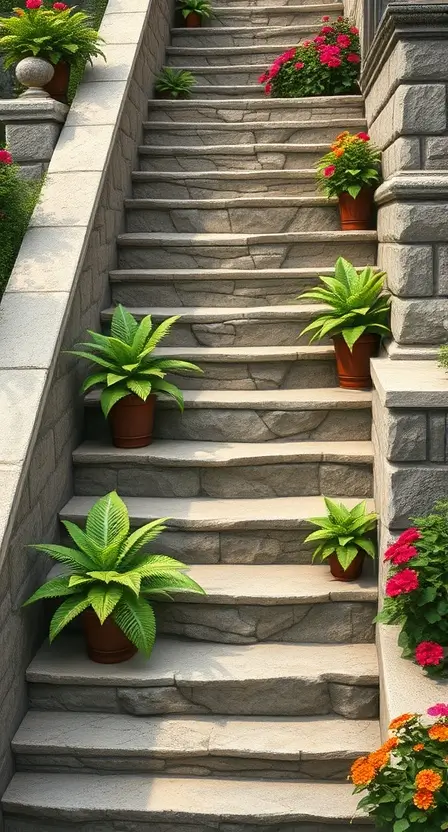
[{"xmin": 0, "ymin": 0, "xmax": 174, "ymax": 818}]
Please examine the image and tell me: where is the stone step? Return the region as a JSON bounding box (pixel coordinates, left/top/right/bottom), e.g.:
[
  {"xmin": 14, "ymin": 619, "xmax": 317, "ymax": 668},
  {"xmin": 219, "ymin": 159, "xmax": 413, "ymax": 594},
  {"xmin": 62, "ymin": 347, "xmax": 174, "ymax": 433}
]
[
  {"xmin": 142, "ymin": 117, "xmax": 367, "ymax": 146},
  {"xmin": 132, "ymin": 169, "xmax": 319, "ymax": 199},
  {"xmin": 169, "ymin": 25, "xmax": 317, "ymax": 48},
  {"xmin": 191, "ymin": 84, "xmax": 265, "ymax": 98},
  {"xmin": 138, "ymin": 142, "xmax": 327, "ymax": 171},
  {"xmin": 109, "ymin": 266, "xmax": 365, "ymax": 307},
  {"xmin": 13, "ymin": 710, "xmax": 379, "ymax": 779},
  {"xmin": 101, "ymin": 303, "xmax": 332, "ymax": 347},
  {"xmin": 147, "ymin": 96, "xmax": 365, "ymax": 123},
  {"xmin": 73, "ymin": 439, "xmax": 373, "ymax": 500},
  {"xmin": 84, "ymin": 387, "xmax": 372, "ymax": 444},
  {"xmin": 117, "ymin": 231, "xmax": 377, "ymax": 271},
  {"xmin": 216, "ymin": 0, "xmax": 342, "ymax": 6},
  {"xmin": 125, "ymin": 197, "xmax": 340, "ymax": 235},
  {"xmin": 165, "ymin": 63, "xmax": 273, "ymax": 87},
  {"xmin": 26, "ymin": 635, "xmax": 379, "ymax": 718},
  {"xmin": 2, "ymin": 773, "xmax": 372, "ymax": 831},
  {"xmin": 60, "ymin": 494, "xmax": 376, "ymax": 565},
  {"xmin": 205, "ymin": 3, "xmax": 344, "ymax": 27}
]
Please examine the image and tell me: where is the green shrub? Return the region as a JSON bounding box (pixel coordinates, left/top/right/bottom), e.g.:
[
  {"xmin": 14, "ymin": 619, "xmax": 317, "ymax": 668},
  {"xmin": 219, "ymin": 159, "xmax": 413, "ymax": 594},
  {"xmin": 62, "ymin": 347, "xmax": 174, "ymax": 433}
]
[{"xmin": 0, "ymin": 149, "xmax": 41, "ymax": 297}]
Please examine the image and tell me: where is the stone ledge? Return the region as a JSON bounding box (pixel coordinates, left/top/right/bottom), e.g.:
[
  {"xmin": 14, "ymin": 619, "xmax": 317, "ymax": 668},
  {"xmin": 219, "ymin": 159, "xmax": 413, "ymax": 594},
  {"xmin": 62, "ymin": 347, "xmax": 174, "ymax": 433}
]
[
  {"xmin": 375, "ymin": 171, "xmax": 448, "ymax": 206},
  {"xmin": 0, "ymin": 98, "xmax": 68, "ymax": 124},
  {"xmin": 371, "ymin": 358, "xmax": 448, "ymax": 409}
]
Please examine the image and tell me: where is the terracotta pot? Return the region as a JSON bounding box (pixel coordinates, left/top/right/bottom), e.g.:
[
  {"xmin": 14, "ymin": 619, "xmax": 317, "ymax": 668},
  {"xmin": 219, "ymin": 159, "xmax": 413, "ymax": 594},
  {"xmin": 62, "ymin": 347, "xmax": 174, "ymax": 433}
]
[
  {"xmin": 43, "ymin": 61, "xmax": 70, "ymax": 103},
  {"xmin": 329, "ymin": 551, "xmax": 365, "ymax": 582},
  {"xmin": 109, "ymin": 394, "xmax": 156, "ymax": 448},
  {"xmin": 338, "ymin": 188, "xmax": 374, "ymax": 231},
  {"xmin": 333, "ymin": 334, "xmax": 380, "ymax": 390},
  {"xmin": 185, "ymin": 11, "xmax": 202, "ymax": 26},
  {"xmin": 82, "ymin": 610, "xmax": 137, "ymax": 664}
]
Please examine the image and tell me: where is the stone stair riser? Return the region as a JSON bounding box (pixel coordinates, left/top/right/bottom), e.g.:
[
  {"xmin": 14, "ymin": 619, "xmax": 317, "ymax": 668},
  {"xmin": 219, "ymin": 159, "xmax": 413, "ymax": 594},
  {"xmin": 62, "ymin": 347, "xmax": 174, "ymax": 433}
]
[
  {"xmin": 206, "ymin": 7, "xmax": 344, "ymax": 28},
  {"xmin": 179, "ymin": 67, "xmax": 270, "ymax": 85},
  {"xmin": 169, "ymin": 28, "xmax": 316, "ymax": 48},
  {"xmin": 147, "ymin": 102, "xmax": 364, "ymax": 124},
  {"xmin": 118, "ymin": 239, "xmax": 377, "ymax": 270},
  {"xmin": 143, "ymin": 121, "xmax": 367, "ymax": 146},
  {"xmin": 190, "ymin": 87, "xmax": 265, "ymax": 99},
  {"xmin": 159, "ymin": 357, "xmax": 339, "ymax": 389},
  {"xmin": 132, "ymin": 176, "xmax": 318, "ymax": 199},
  {"xmin": 125, "ymin": 203, "xmax": 340, "ymax": 235},
  {"xmin": 138, "ymin": 147, "xmax": 324, "ymax": 172},
  {"xmin": 4, "ymin": 819, "xmax": 372, "ymax": 832}
]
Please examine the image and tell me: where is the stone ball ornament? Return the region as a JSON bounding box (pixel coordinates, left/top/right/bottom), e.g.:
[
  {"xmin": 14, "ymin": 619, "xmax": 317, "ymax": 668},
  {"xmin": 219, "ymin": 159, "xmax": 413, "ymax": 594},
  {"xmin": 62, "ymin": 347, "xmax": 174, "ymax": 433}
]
[{"xmin": 15, "ymin": 57, "xmax": 55, "ymax": 97}]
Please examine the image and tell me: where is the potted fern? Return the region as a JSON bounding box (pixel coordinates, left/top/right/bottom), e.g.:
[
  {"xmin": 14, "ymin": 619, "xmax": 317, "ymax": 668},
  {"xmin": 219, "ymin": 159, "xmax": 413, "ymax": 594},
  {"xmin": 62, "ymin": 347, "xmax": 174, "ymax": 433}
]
[
  {"xmin": 154, "ymin": 67, "xmax": 194, "ymax": 100},
  {"xmin": 25, "ymin": 492, "xmax": 206, "ymax": 663},
  {"xmin": 0, "ymin": 1, "xmax": 105, "ymax": 102},
  {"xmin": 304, "ymin": 498, "xmax": 378, "ymax": 581},
  {"xmin": 177, "ymin": 0, "xmax": 211, "ymax": 28},
  {"xmin": 298, "ymin": 257, "xmax": 391, "ymax": 389},
  {"xmin": 70, "ymin": 306, "xmax": 202, "ymax": 448}
]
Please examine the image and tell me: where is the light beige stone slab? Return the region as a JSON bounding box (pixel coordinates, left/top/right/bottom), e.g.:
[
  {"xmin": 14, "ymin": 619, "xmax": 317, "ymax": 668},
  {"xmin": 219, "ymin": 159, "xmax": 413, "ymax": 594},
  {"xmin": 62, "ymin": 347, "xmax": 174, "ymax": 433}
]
[
  {"xmin": 371, "ymin": 358, "xmax": 448, "ymax": 408},
  {"xmin": 5, "ymin": 227, "xmax": 87, "ymax": 293},
  {"xmin": 65, "ymin": 82, "xmax": 127, "ymax": 127},
  {"xmin": 0, "ymin": 371, "xmax": 47, "ymax": 465},
  {"xmin": 0, "ymin": 293, "xmax": 68, "ymax": 369},
  {"xmin": 48, "ymin": 126, "xmax": 115, "ymax": 173},
  {"xmin": 99, "ymin": 12, "xmax": 146, "ymax": 44}
]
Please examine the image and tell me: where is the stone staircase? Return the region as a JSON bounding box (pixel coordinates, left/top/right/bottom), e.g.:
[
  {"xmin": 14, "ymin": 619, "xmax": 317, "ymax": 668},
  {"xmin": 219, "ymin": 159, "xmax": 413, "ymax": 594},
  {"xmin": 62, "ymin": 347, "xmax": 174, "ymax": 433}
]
[{"xmin": 2, "ymin": 1, "xmax": 380, "ymax": 828}]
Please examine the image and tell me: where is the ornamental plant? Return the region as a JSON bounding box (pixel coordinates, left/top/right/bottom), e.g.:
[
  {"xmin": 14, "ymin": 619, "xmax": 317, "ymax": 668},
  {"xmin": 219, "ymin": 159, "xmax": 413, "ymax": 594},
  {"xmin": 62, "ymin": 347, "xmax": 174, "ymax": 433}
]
[
  {"xmin": 298, "ymin": 256, "xmax": 391, "ymax": 351},
  {"xmin": 351, "ymin": 707, "xmax": 448, "ymax": 830},
  {"xmin": 258, "ymin": 16, "xmax": 360, "ymax": 98},
  {"xmin": 304, "ymin": 497, "xmax": 377, "ymax": 571},
  {"xmin": 69, "ymin": 305, "xmax": 203, "ymax": 417},
  {"xmin": 316, "ymin": 131, "xmax": 381, "ymax": 199},
  {"xmin": 0, "ymin": 148, "xmax": 40, "ymax": 297},
  {"xmin": 155, "ymin": 67, "xmax": 195, "ymax": 99},
  {"xmin": 177, "ymin": 0, "xmax": 211, "ymax": 19},
  {"xmin": 0, "ymin": 1, "xmax": 105, "ymax": 69},
  {"xmin": 24, "ymin": 492, "xmax": 205, "ymax": 655},
  {"xmin": 377, "ymin": 502, "xmax": 448, "ymax": 678}
]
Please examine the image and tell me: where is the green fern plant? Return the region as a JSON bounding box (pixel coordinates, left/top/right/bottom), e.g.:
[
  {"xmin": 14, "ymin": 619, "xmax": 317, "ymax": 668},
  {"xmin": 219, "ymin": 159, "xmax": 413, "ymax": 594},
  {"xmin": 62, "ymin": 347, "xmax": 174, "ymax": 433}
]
[
  {"xmin": 304, "ymin": 498, "xmax": 378, "ymax": 571},
  {"xmin": 178, "ymin": 0, "xmax": 211, "ymax": 19},
  {"xmin": 69, "ymin": 305, "xmax": 203, "ymax": 417},
  {"xmin": 155, "ymin": 67, "xmax": 194, "ymax": 99},
  {"xmin": 298, "ymin": 256, "xmax": 391, "ymax": 351},
  {"xmin": 438, "ymin": 345, "xmax": 448, "ymax": 372},
  {"xmin": 24, "ymin": 492, "xmax": 206, "ymax": 655}
]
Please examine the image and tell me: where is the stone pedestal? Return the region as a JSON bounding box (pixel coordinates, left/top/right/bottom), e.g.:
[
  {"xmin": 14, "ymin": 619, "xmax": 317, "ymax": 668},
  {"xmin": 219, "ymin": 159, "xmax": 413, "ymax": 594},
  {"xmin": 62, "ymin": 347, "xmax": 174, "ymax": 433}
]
[{"xmin": 0, "ymin": 97, "xmax": 68, "ymax": 179}]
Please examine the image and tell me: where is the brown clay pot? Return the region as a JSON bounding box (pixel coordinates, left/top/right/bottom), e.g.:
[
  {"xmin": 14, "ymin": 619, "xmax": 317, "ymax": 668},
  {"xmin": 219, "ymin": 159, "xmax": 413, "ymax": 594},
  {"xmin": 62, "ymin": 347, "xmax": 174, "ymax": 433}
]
[
  {"xmin": 333, "ymin": 334, "xmax": 380, "ymax": 390},
  {"xmin": 185, "ymin": 11, "xmax": 202, "ymax": 26},
  {"xmin": 82, "ymin": 610, "xmax": 137, "ymax": 664},
  {"xmin": 329, "ymin": 551, "xmax": 365, "ymax": 582},
  {"xmin": 338, "ymin": 188, "xmax": 374, "ymax": 231},
  {"xmin": 43, "ymin": 61, "xmax": 70, "ymax": 103},
  {"xmin": 109, "ymin": 394, "xmax": 156, "ymax": 448}
]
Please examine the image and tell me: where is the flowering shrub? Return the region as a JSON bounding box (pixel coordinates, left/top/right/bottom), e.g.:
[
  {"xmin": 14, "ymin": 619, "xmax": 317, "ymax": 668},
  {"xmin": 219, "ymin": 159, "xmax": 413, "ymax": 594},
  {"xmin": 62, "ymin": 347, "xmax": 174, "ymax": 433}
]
[
  {"xmin": 316, "ymin": 131, "xmax": 381, "ymax": 199},
  {"xmin": 377, "ymin": 501, "xmax": 448, "ymax": 678},
  {"xmin": 258, "ymin": 16, "xmax": 360, "ymax": 98},
  {"xmin": 0, "ymin": 148, "xmax": 40, "ymax": 296},
  {"xmin": 351, "ymin": 707, "xmax": 448, "ymax": 830}
]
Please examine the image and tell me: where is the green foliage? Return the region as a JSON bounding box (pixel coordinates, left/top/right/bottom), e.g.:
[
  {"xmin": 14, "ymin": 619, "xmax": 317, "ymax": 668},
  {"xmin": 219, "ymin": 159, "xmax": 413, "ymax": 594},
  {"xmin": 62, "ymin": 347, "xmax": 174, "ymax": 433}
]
[
  {"xmin": 177, "ymin": 0, "xmax": 211, "ymax": 18},
  {"xmin": 69, "ymin": 305, "xmax": 203, "ymax": 417},
  {"xmin": 0, "ymin": 155, "xmax": 41, "ymax": 298},
  {"xmin": 304, "ymin": 497, "xmax": 377, "ymax": 570},
  {"xmin": 155, "ymin": 67, "xmax": 194, "ymax": 98},
  {"xmin": 316, "ymin": 131, "xmax": 381, "ymax": 199},
  {"xmin": 298, "ymin": 257, "xmax": 391, "ymax": 351},
  {"xmin": 0, "ymin": 4, "xmax": 105, "ymax": 69},
  {"xmin": 438, "ymin": 344, "xmax": 448, "ymax": 373},
  {"xmin": 24, "ymin": 491, "xmax": 206, "ymax": 654},
  {"xmin": 68, "ymin": 0, "xmax": 108, "ymax": 102}
]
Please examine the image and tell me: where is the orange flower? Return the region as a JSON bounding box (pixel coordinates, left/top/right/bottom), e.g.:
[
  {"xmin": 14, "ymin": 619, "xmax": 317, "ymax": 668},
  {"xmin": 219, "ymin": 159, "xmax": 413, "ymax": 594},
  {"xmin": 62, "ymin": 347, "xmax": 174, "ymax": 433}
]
[
  {"xmin": 415, "ymin": 769, "xmax": 443, "ymax": 792},
  {"xmin": 414, "ymin": 744, "xmax": 425, "ymax": 752},
  {"xmin": 334, "ymin": 148, "xmax": 345, "ymax": 157},
  {"xmin": 389, "ymin": 713, "xmax": 415, "ymax": 731},
  {"xmin": 350, "ymin": 756, "xmax": 377, "ymax": 786},
  {"xmin": 14, "ymin": 7, "xmax": 25, "ymax": 13},
  {"xmin": 429, "ymin": 724, "xmax": 448, "ymax": 742},
  {"xmin": 413, "ymin": 789, "xmax": 435, "ymax": 810},
  {"xmin": 383, "ymin": 737, "xmax": 399, "ymax": 751},
  {"xmin": 368, "ymin": 748, "xmax": 390, "ymax": 770},
  {"xmin": 335, "ymin": 131, "xmax": 349, "ymax": 141}
]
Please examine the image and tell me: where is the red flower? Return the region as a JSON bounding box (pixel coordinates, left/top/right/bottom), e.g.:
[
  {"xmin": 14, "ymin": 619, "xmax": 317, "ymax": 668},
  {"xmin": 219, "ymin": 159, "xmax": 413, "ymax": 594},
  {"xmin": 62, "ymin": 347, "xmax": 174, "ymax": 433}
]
[
  {"xmin": 265, "ymin": 83, "xmax": 272, "ymax": 95},
  {"xmin": 0, "ymin": 149, "xmax": 13, "ymax": 165},
  {"xmin": 351, "ymin": 26, "xmax": 359, "ymax": 34},
  {"xmin": 385, "ymin": 568, "xmax": 419, "ymax": 597},
  {"xmin": 25, "ymin": 0, "xmax": 42, "ymax": 7},
  {"xmin": 314, "ymin": 35, "xmax": 326, "ymax": 45},
  {"xmin": 385, "ymin": 544, "xmax": 418, "ymax": 566},
  {"xmin": 347, "ymin": 53, "xmax": 361, "ymax": 63},
  {"xmin": 321, "ymin": 25, "xmax": 334, "ymax": 34},
  {"xmin": 397, "ymin": 528, "xmax": 421, "ymax": 546},
  {"xmin": 295, "ymin": 61, "xmax": 304, "ymax": 70},
  {"xmin": 258, "ymin": 72, "xmax": 269, "ymax": 84},
  {"xmin": 321, "ymin": 15, "xmax": 330, "ymax": 21},
  {"xmin": 326, "ymin": 57, "xmax": 342, "ymax": 68},
  {"xmin": 357, "ymin": 132, "xmax": 370, "ymax": 141},
  {"xmin": 302, "ymin": 40, "xmax": 311, "ymax": 47},
  {"xmin": 323, "ymin": 165, "xmax": 336, "ymax": 178},
  {"xmin": 337, "ymin": 16, "xmax": 344, "ymax": 21},
  {"xmin": 53, "ymin": 2, "xmax": 69, "ymax": 8},
  {"xmin": 337, "ymin": 34, "xmax": 351, "ymax": 48},
  {"xmin": 416, "ymin": 642, "xmax": 444, "ymax": 667}
]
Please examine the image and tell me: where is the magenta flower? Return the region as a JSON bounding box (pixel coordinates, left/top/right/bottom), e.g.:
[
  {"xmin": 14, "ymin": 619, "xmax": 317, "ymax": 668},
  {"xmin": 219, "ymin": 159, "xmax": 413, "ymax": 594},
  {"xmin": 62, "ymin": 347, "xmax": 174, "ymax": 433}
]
[
  {"xmin": 26, "ymin": 0, "xmax": 43, "ymax": 8},
  {"xmin": 396, "ymin": 528, "xmax": 421, "ymax": 546},
  {"xmin": 53, "ymin": 2, "xmax": 69, "ymax": 8},
  {"xmin": 295, "ymin": 61, "xmax": 304, "ymax": 70},
  {"xmin": 347, "ymin": 53, "xmax": 361, "ymax": 64},
  {"xmin": 323, "ymin": 165, "xmax": 336, "ymax": 178},
  {"xmin": 337, "ymin": 34, "xmax": 351, "ymax": 48},
  {"xmin": 385, "ymin": 569, "xmax": 419, "ymax": 597},
  {"xmin": 384, "ymin": 544, "xmax": 418, "ymax": 566},
  {"xmin": 415, "ymin": 642, "xmax": 444, "ymax": 667},
  {"xmin": 427, "ymin": 703, "xmax": 448, "ymax": 717},
  {"xmin": 0, "ymin": 149, "xmax": 13, "ymax": 165}
]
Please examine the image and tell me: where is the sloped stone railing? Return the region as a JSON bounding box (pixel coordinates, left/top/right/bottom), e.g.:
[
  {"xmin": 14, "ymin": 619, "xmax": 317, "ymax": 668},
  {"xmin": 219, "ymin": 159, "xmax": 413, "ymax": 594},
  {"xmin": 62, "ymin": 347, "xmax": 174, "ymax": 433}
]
[{"xmin": 0, "ymin": 0, "xmax": 174, "ymax": 812}]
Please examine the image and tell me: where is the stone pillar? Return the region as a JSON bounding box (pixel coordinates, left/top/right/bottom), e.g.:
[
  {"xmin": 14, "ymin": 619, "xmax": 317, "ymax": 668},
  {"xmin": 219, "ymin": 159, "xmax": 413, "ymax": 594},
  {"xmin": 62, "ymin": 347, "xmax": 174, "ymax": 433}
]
[{"xmin": 0, "ymin": 97, "xmax": 68, "ymax": 179}]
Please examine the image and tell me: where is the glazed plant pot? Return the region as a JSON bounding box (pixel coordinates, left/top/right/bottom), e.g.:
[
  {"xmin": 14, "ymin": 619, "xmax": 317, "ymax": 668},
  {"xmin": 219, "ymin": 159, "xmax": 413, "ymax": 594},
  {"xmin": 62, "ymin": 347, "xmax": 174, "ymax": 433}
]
[
  {"xmin": 333, "ymin": 334, "xmax": 380, "ymax": 390},
  {"xmin": 43, "ymin": 61, "xmax": 70, "ymax": 103},
  {"xmin": 109, "ymin": 393, "xmax": 156, "ymax": 448},
  {"xmin": 82, "ymin": 610, "xmax": 137, "ymax": 664},
  {"xmin": 329, "ymin": 551, "xmax": 365, "ymax": 582},
  {"xmin": 185, "ymin": 11, "xmax": 202, "ymax": 26},
  {"xmin": 338, "ymin": 188, "xmax": 374, "ymax": 231}
]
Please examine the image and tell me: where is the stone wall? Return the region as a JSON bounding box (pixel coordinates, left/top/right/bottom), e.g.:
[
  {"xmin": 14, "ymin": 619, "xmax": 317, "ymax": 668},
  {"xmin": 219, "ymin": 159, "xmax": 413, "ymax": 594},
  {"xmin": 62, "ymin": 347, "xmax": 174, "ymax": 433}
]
[{"xmin": 0, "ymin": 0, "xmax": 174, "ymax": 818}]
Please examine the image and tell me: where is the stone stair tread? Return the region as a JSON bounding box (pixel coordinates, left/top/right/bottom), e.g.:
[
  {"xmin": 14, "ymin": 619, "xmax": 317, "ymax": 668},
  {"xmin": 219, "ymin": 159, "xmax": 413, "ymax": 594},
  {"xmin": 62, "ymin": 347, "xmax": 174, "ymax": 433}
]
[
  {"xmin": 170, "ymin": 24, "xmax": 319, "ymax": 34},
  {"xmin": 118, "ymin": 231, "xmax": 378, "ymax": 246},
  {"xmin": 144, "ymin": 118, "xmax": 367, "ymax": 131},
  {"xmin": 13, "ymin": 711, "xmax": 379, "ymax": 760},
  {"xmin": 133, "ymin": 169, "xmax": 315, "ymax": 180},
  {"xmin": 125, "ymin": 196, "xmax": 337, "ymax": 208},
  {"xmin": 73, "ymin": 439, "xmax": 373, "ymax": 466},
  {"xmin": 27, "ymin": 635, "xmax": 379, "ymax": 686},
  {"xmin": 101, "ymin": 303, "xmax": 329, "ymax": 321},
  {"xmin": 109, "ymin": 266, "xmax": 366, "ymax": 281},
  {"xmin": 149, "ymin": 95, "xmax": 364, "ymax": 108},
  {"xmin": 139, "ymin": 142, "xmax": 330, "ymax": 155},
  {"xmin": 61, "ymin": 494, "xmax": 375, "ymax": 530},
  {"xmin": 192, "ymin": 85, "xmax": 262, "ymax": 94},
  {"xmin": 113, "ymin": 344, "xmax": 334, "ymax": 361},
  {"xmin": 210, "ymin": 3, "xmax": 343, "ymax": 12},
  {"xmin": 2, "ymin": 772, "xmax": 369, "ymax": 824}
]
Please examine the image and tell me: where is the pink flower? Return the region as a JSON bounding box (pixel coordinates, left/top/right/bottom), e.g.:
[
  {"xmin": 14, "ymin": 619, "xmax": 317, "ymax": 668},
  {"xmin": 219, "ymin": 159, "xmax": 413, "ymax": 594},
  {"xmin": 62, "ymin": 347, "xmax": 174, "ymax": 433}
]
[
  {"xmin": 279, "ymin": 48, "xmax": 296, "ymax": 62},
  {"xmin": 53, "ymin": 2, "xmax": 69, "ymax": 8},
  {"xmin": 337, "ymin": 16, "xmax": 344, "ymax": 21},
  {"xmin": 314, "ymin": 35, "xmax": 326, "ymax": 45},
  {"xmin": 25, "ymin": 0, "xmax": 42, "ymax": 7},
  {"xmin": 258, "ymin": 72, "xmax": 269, "ymax": 84},
  {"xmin": 0, "ymin": 149, "xmax": 13, "ymax": 165},
  {"xmin": 323, "ymin": 165, "xmax": 336, "ymax": 178},
  {"xmin": 321, "ymin": 26, "xmax": 334, "ymax": 34},
  {"xmin": 427, "ymin": 703, "xmax": 448, "ymax": 717},
  {"xmin": 337, "ymin": 34, "xmax": 351, "ymax": 48},
  {"xmin": 385, "ymin": 568, "xmax": 419, "ymax": 597},
  {"xmin": 302, "ymin": 40, "xmax": 311, "ymax": 47},
  {"xmin": 322, "ymin": 15, "xmax": 330, "ymax": 22},
  {"xmin": 357, "ymin": 132, "xmax": 370, "ymax": 141},
  {"xmin": 347, "ymin": 52, "xmax": 361, "ymax": 63},
  {"xmin": 385, "ymin": 544, "xmax": 418, "ymax": 566},
  {"xmin": 265, "ymin": 83, "xmax": 272, "ymax": 95},
  {"xmin": 351, "ymin": 26, "xmax": 359, "ymax": 34},
  {"xmin": 295, "ymin": 61, "xmax": 304, "ymax": 70},
  {"xmin": 397, "ymin": 528, "xmax": 421, "ymax": 546},
  {"xmin": 416, "ymin": 642, "xmax": 445, "ymax": 667},
  {"xmin": 326, "ymin": 56, "xmax": 342, "ymax": 68}
]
